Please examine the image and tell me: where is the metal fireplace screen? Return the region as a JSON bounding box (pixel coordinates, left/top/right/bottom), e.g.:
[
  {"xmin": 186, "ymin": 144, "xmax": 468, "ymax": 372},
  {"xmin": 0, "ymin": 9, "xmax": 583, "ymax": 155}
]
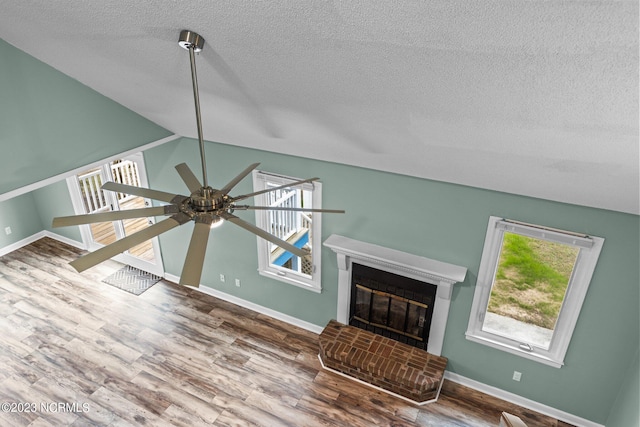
[{"xmin": 349, "ymin": 263, "xmax": 436, "ymax": 349}]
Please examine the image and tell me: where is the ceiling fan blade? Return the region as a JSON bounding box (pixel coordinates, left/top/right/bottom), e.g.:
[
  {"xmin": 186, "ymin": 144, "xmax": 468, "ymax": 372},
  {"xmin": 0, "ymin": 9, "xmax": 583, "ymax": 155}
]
[
  {"xmin": 52, "ymin": 205, "xmax": 179, "ymax": 228},
  {"xmin": 175, "ymin": 163, "xmax": 203, "ymax": 194},
  {"xmin": 69, "ymin": 213, "xmax": 191, "ymax": 272},
  {"xmin": 233, "ymin": 205, "xmax": 345, "ymax": 214},
  {"xmin": 220, "ymin": 212, "xmax": 308, "ymax": 258},
  {"xmin": 230, "ymin": 177, "xmax": 320, "ymax": 202},
  {"xmin": 179, "ymin": 217, "xmax": 213, "ymax": 288},
  {"xmin": 102, "ymin": 182, "xmax": 187, "ymax": 204},
  {"xmin": 217, "ymin": 163, "xmax": 261, "ymax": 196}
]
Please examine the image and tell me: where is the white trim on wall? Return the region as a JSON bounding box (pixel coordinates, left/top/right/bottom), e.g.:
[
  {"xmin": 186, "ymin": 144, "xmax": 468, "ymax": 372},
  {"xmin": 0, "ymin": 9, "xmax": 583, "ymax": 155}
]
[
  {"xmin": 43, "ymin": 231, "xmax": 86, "ymax": 250},
  {"xmin": 0, "ymin": 134, "xmax": 180, "ymax": 203},
  {"xmin": 444, "ymin": 372, "xmax": 605, "ymax": 427},
  {"xmin": 164, "ymin": 272, "xmax": 324, "ymax": 334},
  {"xmin": 0, "ymin": 231, "xmax": 84, "ymax": 257}
]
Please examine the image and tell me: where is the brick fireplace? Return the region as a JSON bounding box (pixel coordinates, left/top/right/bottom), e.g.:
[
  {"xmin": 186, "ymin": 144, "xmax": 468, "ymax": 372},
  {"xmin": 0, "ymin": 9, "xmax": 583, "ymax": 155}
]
[{"xmin": 321, "ymin": 235, "xmax": 467, "ymax": 403}]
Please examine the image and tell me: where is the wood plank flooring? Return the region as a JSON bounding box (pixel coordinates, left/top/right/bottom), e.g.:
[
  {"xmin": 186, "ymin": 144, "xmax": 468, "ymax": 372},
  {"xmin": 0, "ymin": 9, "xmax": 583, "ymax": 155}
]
[{"xmin": 0, "ymin": 238, "xmax": 574, "ymax": 427}]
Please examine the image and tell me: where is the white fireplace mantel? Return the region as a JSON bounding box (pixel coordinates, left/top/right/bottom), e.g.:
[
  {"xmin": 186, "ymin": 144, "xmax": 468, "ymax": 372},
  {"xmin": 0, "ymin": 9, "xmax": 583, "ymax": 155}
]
[{"xmin": 323, "ymin": 234, "xmax": 467, "ymax": 356}]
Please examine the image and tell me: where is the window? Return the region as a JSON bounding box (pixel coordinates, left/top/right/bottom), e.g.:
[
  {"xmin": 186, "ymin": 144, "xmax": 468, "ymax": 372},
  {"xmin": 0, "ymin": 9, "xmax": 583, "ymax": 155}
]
[
  {"xmin": 66, "ymin": 153, "xmax": 164, "ymax": 276},
  {"xmin": 252, "ymin": 170, "xmax": 323, "ymax": 292},
  {"xmin": 466, "ymin": 216, "xmax": 604, "ymax": 367}
]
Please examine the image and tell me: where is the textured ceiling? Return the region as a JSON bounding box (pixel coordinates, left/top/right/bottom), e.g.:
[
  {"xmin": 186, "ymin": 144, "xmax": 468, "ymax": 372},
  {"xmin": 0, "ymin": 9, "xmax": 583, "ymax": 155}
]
[{"xmin": 0, "ymin": 1, "xmax": 637, "ymax": 213}]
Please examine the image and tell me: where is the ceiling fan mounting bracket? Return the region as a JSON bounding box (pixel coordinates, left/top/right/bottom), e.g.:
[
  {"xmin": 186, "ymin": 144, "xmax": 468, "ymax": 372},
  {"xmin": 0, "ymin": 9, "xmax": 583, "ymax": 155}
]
[{"xmin": 178, "ymin": 30, "xmax": 205, "ymax": 52}]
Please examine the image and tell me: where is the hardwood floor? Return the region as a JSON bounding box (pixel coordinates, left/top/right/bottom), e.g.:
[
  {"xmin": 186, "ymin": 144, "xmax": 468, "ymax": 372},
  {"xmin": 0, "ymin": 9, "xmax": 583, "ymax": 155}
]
[{"xmin": 0, "ymin": 238, "xmax": 574, "ymax": 427}]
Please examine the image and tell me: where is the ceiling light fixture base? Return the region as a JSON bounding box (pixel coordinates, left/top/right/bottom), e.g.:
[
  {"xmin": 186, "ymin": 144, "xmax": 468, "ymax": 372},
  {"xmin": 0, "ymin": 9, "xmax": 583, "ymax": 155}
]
[{"xmin": 178, "ymin": 30, "xmax": 205, "ymax": 52}]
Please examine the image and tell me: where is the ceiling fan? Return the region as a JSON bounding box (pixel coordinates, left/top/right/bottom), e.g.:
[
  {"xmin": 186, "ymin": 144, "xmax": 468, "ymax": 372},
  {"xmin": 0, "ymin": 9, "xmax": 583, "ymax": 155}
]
[{"xmin": 52, "ymin": 30, "xmax": 344, "ymax": 287}]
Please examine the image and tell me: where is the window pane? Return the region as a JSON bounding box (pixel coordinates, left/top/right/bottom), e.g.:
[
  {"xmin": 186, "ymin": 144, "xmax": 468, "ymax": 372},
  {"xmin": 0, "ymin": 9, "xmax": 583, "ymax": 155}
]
[
  {"xmin": 482, "ymin": 232, "xmax": 580, "ymax": 350},
  {"xmin": 77, "ymin": 167, "xmax": 118, "ymax": 246},
  {"xmin": 253, "ymin": 170, "xmax": 323, "ymax": 291},
  {"xmin": 265, "ymin": 182, "xmax": 313, "ymax": 277}
]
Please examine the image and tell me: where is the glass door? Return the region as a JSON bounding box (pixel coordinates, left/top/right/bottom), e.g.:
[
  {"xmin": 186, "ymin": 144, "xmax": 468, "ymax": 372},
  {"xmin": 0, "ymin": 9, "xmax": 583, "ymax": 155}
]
[{"xmin": 72, "ymin": 152, "xmax": 164, "ymax": 276}]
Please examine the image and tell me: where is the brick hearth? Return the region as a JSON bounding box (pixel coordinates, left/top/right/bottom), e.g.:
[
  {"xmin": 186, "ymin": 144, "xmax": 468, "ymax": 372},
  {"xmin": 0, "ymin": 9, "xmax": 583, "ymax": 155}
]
[{"xmin": 318, "ymin": 320, "xmax": 448, "ymax": 404}]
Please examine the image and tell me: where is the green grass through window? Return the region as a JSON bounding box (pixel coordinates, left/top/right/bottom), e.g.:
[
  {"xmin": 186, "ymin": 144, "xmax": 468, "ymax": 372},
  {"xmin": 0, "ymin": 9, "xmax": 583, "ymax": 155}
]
[{"xmin": 487, "ymin": 233, "xmax": 579, "ymax": 330}]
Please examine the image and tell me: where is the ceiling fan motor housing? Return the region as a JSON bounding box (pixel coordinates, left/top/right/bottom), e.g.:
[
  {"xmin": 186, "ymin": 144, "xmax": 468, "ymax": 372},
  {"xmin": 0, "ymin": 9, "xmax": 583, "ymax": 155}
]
[{"xmin": 189, "ymin": 188, "xmax": 225, "ymax": 213}]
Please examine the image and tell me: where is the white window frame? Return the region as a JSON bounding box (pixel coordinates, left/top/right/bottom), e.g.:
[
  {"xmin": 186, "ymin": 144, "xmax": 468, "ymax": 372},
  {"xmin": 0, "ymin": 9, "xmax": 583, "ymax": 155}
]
[
  {"xmin": 252, "ymin": 170, "xmax": 323, "ymax": 293},
  {"xmin": 466, "ymin": 216, "xmax": 604, "ymax": 368}
]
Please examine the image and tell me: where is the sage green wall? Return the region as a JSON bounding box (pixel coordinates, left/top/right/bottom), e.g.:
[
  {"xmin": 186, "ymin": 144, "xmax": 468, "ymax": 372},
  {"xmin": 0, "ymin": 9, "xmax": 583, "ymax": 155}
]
[
  {"xmin": 145, "ymin": 137, "xmax": 639, "ymax": 425},
  {"xmin": 606, "ymin": 349, "xmax": 639, "ymax": 427},
  {"xmin": 0, "ymin": 192, "xmax": 44, "ymax": 247},
  {"xmin": 0, "ymin": 38, "xmax": 172, "ymax": 196},
  {"xmin": 32, "ymin": 180, "xmax": 82, "ymax": 243},
  {"xmin": 0, "ymin": 180, "xmax": 82, "ymax": 248}
]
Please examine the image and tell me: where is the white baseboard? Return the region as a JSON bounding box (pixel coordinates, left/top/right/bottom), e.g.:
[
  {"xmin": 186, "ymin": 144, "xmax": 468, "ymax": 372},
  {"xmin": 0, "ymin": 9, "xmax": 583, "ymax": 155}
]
[
  {"xmin": 444, "ymin": 371, "xmax": 604, "ymax": 427},
  {"xmin": 42, "ymin": 231, "xmax": 86, "ymax": 250},
  {"xmin": 0, "ymin": 232, "xmax": 45, "ymax": 257},
  {"xmin": 163, "ymin": 273, "xmax": 324, "ymax": 334},
  {"xmin": 0, "ymin": 231, "xmax": 84, "ymax": 258}
]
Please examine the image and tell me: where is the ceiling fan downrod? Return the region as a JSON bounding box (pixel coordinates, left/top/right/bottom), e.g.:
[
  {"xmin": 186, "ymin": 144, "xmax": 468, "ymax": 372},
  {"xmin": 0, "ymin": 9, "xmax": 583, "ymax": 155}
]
[
  {"xmin": 50, "ymin": 29, "xmax": 344, "ymax": 288},
  {"xmin": 179, "ymin": 30, "xmax": 209, "ymax": 194}
]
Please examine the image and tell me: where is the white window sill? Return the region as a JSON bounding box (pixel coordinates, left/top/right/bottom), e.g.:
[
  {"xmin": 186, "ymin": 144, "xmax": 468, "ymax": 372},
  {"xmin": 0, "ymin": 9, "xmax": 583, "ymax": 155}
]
[
  {"xmin": 258, "ymin": 270, "xmax": 322, "ymax": 294},
  {"xmin": 465, "ymin": 332, "xmax": 564, "ymax": 368}
]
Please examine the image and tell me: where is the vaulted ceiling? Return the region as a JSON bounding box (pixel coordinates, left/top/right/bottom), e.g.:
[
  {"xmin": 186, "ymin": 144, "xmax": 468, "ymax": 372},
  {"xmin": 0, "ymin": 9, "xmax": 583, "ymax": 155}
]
[{"xmin": 0, "ymin": 1, "xmax": 637, "ymax": 213}]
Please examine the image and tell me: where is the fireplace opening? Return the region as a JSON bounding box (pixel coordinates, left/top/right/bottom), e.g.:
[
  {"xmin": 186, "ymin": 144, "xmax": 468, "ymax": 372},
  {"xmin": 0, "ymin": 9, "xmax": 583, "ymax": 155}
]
[{"xmin": 349, "ymin": 263, "xmax": 437, "ymax": 349}]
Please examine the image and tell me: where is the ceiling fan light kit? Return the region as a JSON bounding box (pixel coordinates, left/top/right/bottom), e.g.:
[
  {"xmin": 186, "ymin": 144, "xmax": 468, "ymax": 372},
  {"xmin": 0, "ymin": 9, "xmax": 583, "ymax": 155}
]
[{"xmin": 52, "ymin": 30, "xmax": 344, "ymax": 288}]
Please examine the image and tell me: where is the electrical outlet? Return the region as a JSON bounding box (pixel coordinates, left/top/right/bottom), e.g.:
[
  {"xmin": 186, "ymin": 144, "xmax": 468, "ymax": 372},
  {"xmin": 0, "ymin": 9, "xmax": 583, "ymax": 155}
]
[
  {"xmin": 219, "ymin": 274, "xmax": 225, "ymax": 283},
  {"xmin": 512, "ymin": 371, "xmax": 522, "ymax": 382},
  {"xmin": 4, "ymin": 226, "xmax": 11, "ymax": 235},
  {"xmin": 235, "ymin": 278, "xmax": 241, "ymax": 287}
]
